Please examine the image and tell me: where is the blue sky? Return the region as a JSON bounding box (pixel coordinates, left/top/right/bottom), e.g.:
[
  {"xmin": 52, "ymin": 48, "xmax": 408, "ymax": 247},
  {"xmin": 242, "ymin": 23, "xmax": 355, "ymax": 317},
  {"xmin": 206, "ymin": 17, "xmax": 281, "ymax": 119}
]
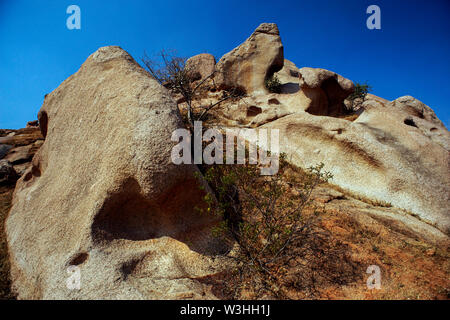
[{"xmin": 1, "ymin": 0, "xmax": 449, "ymax": 128}]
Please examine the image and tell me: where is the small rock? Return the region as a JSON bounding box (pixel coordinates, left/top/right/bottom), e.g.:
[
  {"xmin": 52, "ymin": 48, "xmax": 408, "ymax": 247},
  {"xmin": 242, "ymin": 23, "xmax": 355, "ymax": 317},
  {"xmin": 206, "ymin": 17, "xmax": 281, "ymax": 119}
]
[
  {"xmin": 0, "ymin": 159, "xmax": 19, "ymax": 185},
  {"xmin": 0, "ymin": 144, "xmax": 12, "ymax": 159},
  {"xmin": 26, "ymin": 120, "xmax": 39, "ymax": 128}
]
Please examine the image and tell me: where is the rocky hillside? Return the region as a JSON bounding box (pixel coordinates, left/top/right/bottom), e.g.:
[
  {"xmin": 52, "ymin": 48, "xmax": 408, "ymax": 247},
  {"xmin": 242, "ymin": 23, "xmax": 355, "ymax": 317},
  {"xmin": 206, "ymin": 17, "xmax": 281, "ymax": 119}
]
[
  {"xmin": 1, "ymin": 23, "xmax": 449, "ymax": 300},
  {"xmin": 1, "ymin": 125, "xmax": 43, "ymax": 299}
]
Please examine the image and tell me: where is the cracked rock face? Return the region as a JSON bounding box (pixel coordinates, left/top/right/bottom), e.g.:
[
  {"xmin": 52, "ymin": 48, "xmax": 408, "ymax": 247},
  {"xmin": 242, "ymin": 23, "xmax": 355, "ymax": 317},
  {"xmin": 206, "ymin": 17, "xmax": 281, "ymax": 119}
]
[
  {"xmin": 6, "ymin": 46, "xmax": 228, "ymax": 299},
  {"xmin": 215, "ymin": 23, "xmax": 284, "ymax": 95}
]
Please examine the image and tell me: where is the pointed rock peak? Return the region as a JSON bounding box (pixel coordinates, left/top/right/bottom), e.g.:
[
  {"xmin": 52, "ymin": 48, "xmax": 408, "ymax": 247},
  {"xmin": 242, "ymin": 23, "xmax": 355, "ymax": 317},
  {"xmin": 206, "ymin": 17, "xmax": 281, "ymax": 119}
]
[
  {"xmin": 90, "ymin": 46, "xmax": 133, "ymax": 63},
  {"xmin": 393, "ymin": 95, "xmax": 445, "ymax": 128},
  {"xmin": 215, "ymin": 23, "xmax": 283, "ymax": 94},
  {"xmin": 393, "ymin": 95, "xmax": 425, "ymax": 107},
  {"xmin": 253, "ymin": 23, "xmax": 280, "ymax": 36}
]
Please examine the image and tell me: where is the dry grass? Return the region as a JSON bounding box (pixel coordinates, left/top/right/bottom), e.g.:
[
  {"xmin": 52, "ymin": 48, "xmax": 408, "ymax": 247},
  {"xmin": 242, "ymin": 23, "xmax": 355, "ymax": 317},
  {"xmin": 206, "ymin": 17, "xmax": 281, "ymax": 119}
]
[
  {"xmin": 196, "ymin": 165, "xmax": 450, "ymax": 300},
  {"xmin": 319, "ymin": 207, "xmax": 450, "ymax": 299}
]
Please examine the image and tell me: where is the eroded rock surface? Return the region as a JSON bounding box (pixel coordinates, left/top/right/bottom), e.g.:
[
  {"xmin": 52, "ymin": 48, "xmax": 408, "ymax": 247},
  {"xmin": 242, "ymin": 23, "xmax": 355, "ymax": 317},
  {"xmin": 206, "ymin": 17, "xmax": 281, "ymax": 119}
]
[
  {"xmin": 0, "ymin": 127, "xmax": 43, "ymax": 177},
  {"xmin": 6, "ymin": 46, "xmax": 229, "ymax": 299},
  {"xmin": 261, "ymin": 96, "xmax": 450, "ymax": 233},
  {"xmin": 189, "ymin": 23, "xmax": 449, "ymax": 234},
  {"xmin": 215, "ymin": 23, "xmax": 284, "ymax": 95},
  {"xmin": 297, "ymin": 67, "xmax": 354, "ymax": 116},
  {"xmin": 186, "ymin": 53, "xmax": 216, "ymax": 81}
]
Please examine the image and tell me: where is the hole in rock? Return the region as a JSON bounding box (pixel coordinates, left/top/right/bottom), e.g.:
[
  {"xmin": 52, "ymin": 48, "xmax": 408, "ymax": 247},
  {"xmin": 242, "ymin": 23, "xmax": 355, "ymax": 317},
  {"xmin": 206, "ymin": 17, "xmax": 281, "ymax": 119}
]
[
  {"xmin": 69, "ymin": 252, "xmax": 89, "ymax": 266},
  {"xmin": 404, "ymin": 118, "xmax": 418, "ymax": 128},
  {"xmin": 304, "ymin": 77, "xmax": 350, "ymax": 118},
  {"xmin": 37, "ymin": 110, "xmax": 48, "ymax": 138},
  {"xmin": 430, "ymin": 127, "xmax": 437, "ymax": 132},
  {"xmin": 246, "ymin": 106, "xmax": 262, "ymax": 117},
  {"xmin": 320, "ymin": 77, "xmax": 347, "ymax": 116},
  {"xmin": 23, "ymin": 171, "xmax": 33, "ymax": 182},
  {"xmin": 31, "ymin": 165, "xmax": 41, "ymax": 177},
  {"xmin": 302, "ymin": 78, "xmax": 363, "ymax": 121},
  {"xmin": 268, "ymin": 98, "xmax": 280, "ymax": 105}
]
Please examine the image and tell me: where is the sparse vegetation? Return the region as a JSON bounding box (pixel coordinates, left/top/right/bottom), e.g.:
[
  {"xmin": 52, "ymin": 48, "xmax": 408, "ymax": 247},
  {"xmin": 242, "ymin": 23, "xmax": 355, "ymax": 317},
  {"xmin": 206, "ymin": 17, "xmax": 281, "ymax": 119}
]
[
  {"xmin": 346, "ymin": 82, "xmax": 372, "ymax": 113},
  {"xmin": 141, "ymin": 49, "xmax": 244, "ymax": 128},
  {"xmin": 265, "ymin": 74, "xmax": 282, "ymax": 93},
  {"xmin": 194, "ymin": 148, "xmax": 363, "ymax": 298},
  {"xmin": 196, "ymin": 163, "xmax": 450, "ymax": 299}
]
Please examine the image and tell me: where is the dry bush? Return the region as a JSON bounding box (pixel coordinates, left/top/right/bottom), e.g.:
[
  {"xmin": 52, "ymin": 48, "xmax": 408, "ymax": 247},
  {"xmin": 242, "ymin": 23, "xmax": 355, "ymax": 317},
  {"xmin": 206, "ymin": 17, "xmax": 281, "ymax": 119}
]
[
  {"xmin": 141, "ymin": 50, "xmax": 244, "ymax": 128},
  {"xmin": 194, "ymin": 150, "xmax": 361, "ymax": 299}
]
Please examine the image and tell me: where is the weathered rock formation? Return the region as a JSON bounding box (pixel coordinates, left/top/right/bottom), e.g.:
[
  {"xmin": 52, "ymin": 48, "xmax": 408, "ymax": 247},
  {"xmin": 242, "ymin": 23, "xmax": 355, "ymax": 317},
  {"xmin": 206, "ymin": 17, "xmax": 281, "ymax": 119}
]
[
  {"xmin": 215, "ymin": 23, "xmax": 284, "ymax": 95},
  {"xmin": 297, "ymin": 67, "xmax": 354, "ymax": 116},
  {"xmin": 3, "ymin": 22, "xmax": 449, "ymax": 300},
  {"xmin": 261, "ymin": 97, "xmax": 450, "ymax": 233},
  {"xmin": 6, "ymin": 46, "xmax": 229, "ymax": 299},
  {"xmin": 185, "ymin": 53, "xmax": 216, "ymax": 81},
  {"xmin": 0, "ymin": 160, "xmax": 18, "ymax": 185},
  {"xmin": 197, "ymin": 23, "xmax": 449, "ymax": 234},
  {"xmin": 0, "ymin": 127, "xmax": 43, "ymax": 177}
]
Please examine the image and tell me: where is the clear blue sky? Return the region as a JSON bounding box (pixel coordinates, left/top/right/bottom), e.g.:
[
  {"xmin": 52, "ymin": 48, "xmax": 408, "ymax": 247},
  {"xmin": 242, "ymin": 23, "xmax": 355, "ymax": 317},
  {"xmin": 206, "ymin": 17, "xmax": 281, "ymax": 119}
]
[{"xmin": 1, "ymin": 0, "xmax": 449, "ymax": 128}]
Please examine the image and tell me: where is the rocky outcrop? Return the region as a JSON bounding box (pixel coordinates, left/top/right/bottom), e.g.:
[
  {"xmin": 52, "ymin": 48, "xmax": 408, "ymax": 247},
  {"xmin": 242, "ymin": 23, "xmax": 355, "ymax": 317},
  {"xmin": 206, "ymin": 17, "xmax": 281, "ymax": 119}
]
[
  {"xmin": 26, "ymin": 120, "xmax": 39, "ymax": 128},
  {"xmin": 3, "ymin": 20, "xmax": 449, "ymax": 300},
  {"xmin": 182, "ymin": 23, "xmax": 449, "ymax": 235},
  {"xmin": 391, "ymin": 95, "xmax": 449, "ymax": 150},
  {"xmin": 185, "ymin": 53, "xmax": 216, "ymax": 81},
  {"xmin": 6, "ymin": 46, "xmax": 229, "ymax": 300},
  {"xmin": 298, "ymin": 67, "xmax": 354, "ymax": 116},
  {"xmin": 0, "ymin": 145, "xmax": 12, "ymax": 160},
  {"xmin": 209, "ymin": 59, "xmax": 355, "ymax": 126},
  {"xmin": 215, "ymin": 23, "xmax": 284, "ymax": 95},
  {"xmin": 0, "ymin": 160, "xmax": 18, "ymax": 185},
  {"xmin": 0, "ymin": 127, "xmax": 44, "ymax": 176},
  {"xmin": 261, "ymin": 95, "xmax": 450, "ymax": 233}
]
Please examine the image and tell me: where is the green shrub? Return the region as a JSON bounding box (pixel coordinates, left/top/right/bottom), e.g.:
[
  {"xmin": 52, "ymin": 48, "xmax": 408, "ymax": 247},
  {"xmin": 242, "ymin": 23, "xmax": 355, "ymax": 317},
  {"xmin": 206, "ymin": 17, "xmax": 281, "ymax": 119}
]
[
  {"xmin": 346, "ymin": 82, "xmax": 372, "ymax": 113},
  {"xmin": 265, "ymin": 74, "xmax": 282, "ymax": 93},
  {"xmin": 196, "ymin": 153, "xmax": 333, "ymax": 297}
]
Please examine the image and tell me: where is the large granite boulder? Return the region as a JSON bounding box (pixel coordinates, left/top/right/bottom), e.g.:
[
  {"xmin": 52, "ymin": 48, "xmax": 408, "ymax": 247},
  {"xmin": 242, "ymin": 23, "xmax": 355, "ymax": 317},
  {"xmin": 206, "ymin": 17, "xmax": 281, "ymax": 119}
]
[
  {"xmin": 6, "ymin": 46, "xmax": 228, "ymax": 299},
  {"xmin": 261, "ymin": 95, "xmax": 450, "ymax": 233},
  {"xmin": 215, "ymin": 23, "xmax": 284, "ymax": 95}
]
